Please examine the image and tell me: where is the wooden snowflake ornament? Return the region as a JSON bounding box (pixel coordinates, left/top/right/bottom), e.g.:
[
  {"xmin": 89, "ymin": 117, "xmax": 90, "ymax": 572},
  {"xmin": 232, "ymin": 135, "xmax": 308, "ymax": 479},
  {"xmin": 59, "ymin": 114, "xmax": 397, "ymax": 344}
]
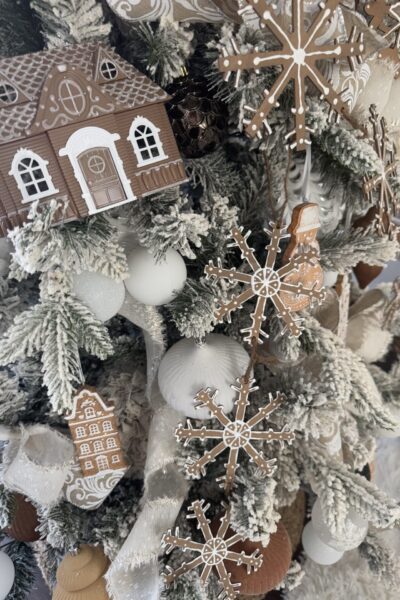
[
  {"xmin": 205, "ymin": 223, "xmax": 326, "ymax": 343},
  {"xmin": 365, "ymin": 0, "xmax": 400, "ymax": 36},
  {"xmin": 218, "ymin": 0, "xmax": 365, "ymax": 150},
  {"xmin": 363, "ymin": 105, "xmax": 400, "ymax": 238},
  {"xmin": 176, "ymin": 377, "xmax": 295, "ymax": 491},
  {"xmin": 162, "ymin": 500, "xmax": 262, "ymax": 600}
]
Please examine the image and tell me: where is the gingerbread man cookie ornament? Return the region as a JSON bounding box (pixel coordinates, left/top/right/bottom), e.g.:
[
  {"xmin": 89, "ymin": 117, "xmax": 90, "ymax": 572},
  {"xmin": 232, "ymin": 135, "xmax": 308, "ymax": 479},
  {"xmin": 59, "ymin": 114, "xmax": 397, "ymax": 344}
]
[{"xmin": 280, "ymin": 203, "xmax": 324, "ymax": 312}]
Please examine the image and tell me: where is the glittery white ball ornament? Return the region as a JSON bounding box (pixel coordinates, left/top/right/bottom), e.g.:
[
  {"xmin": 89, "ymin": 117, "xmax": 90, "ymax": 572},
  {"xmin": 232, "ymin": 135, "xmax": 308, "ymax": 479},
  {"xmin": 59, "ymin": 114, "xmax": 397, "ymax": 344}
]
[
  {"xmin": 0, "ymin": 550, "xmax": 15, "ymax": 600},
  {"xmin": 302, "ymin": 521, "xmax": 344, "ymax": 565},
  {"xmin": 158, "ymin": 333, "xmax": 250, "ymax": 419},
  {"xmin": 311, "ymin": 499, "xmax": 368, "ymax": 551},
  {"xmin": 124, "ymin": 247, "xmax": 187, "ymax": 306},
  {"xmin": 72, "ymin": 271, "xmax": 125, "ymax": 322}
]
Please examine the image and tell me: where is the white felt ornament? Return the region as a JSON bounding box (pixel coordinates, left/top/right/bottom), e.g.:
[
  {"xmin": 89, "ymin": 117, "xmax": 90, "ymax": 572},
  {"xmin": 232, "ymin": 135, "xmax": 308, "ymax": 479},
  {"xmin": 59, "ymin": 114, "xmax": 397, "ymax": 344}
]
[
  {"xmin": 311, "ymin": 500, "xmax": 368, "ymax": 552},
  {"xmin": 158, "ymin": 333, "xmax": 250, "ymax": 419},
  {"xmin": 72, "ymin": 271, "xmax": 125, "ymax": 322},
  {"xmin": 124, "ymin": 247, "xmax": 187, "ymax": 306},
  {"xmin": 0, "ymin": 550, "xmax": 15, "ymax": 600},
  {"xmin": 302, "ymin": 521, "xmax": 344, "ymax": 566}
]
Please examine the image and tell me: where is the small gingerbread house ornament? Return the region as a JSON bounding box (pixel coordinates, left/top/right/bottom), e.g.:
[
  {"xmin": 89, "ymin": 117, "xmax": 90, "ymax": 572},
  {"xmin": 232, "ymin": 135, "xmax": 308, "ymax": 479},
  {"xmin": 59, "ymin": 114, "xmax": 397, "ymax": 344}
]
[
  {"xmin": 66, "ymin": 386, "xmax": 127, "ymax": 478},
  {"xmin": 0, "ymin": 43, "xmax": 187, "ymax": 236}
]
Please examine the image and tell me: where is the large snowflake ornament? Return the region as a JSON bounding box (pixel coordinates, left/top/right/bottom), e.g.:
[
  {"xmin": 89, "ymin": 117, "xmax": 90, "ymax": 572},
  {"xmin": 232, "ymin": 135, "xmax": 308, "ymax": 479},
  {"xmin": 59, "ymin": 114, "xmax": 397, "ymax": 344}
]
[
  {"xmin": 363, "ymin": 105, "xmax": 400, "ymax": 238},
  {"xmin": 365, "ymin": 0, "xmax": 400, "ymax": 36},
  {"xmin": 176, "ymin": 376, "xmax": 295, "ymax": 491},
  {"xmin": 162, "ymin": 500, "xmax": 262, "ymax": 600},
  {"xmin": 218, "ymin": 0, "xmax": 365, "ymax": 150},
  {"xmin": 205, "ymin": 223, "xmax": 326, "ymax": 344}
]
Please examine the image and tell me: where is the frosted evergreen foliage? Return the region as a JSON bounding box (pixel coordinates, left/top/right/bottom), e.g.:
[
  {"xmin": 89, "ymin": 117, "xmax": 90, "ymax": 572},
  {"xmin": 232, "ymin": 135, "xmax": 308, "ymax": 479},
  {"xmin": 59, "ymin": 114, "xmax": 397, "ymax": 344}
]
[
  {"xmin": 31, "ymin": 0, "xmax": 110, "ymax": 47},
  {"xmin": 168, "ymin": 278, "xmax": 216, "ymax": 339},
  {"xmin": 359, "ymin": 533, "xmax": 400, "ymax": 590}
]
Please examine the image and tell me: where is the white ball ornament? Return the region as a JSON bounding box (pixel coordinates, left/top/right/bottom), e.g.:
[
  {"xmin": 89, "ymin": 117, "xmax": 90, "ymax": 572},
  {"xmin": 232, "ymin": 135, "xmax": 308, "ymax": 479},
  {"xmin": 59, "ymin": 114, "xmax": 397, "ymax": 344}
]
[
  {"xmin": 72, "ymin": 271, "xmax": 125, "ymax": 322},
  {"xmin": 0, "ymin": 550, "xmax": 15, "ymax": 600},
  {"xmin": 311, "ymin": 499, "xmax": 368, "ymax": 551},
  {"xmin": 124, "ymin": 247, "xmax": 187, "ymax": 306},
  {"xmin": 158, "ymin": 333, "xmax": 250, "ymax": 419},
  {"xmin": 302, "ymin": 521, "xmax": 344, "ymax": 566}
]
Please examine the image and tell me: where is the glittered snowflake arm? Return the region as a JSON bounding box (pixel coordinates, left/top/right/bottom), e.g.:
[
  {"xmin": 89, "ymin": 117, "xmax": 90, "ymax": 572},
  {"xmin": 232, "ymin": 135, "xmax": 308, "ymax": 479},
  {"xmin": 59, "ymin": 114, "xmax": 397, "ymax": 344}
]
[
  {"xmin": 164, "ymin": 557, "xmax": 204, "ymax": 584},
  {"xmin": 214, "ymin": 563, "xmax": 241, "ymax": 600},
  {"xmin": 225, "ymin": 548, "xmax": 263, "ymax": 573},
  {"xmin": 213, "ymin": 288, "xmax": 255, "ymax": 324},
  {"xmin": 276, "ymin": 249, "xmax": 319, "ymax": 278},
  {"xmin": 229, "ymin": 227, "xmax": 261, "ymax": 271},
  {"xmin": 251, "ymin": 426, "xmax": 296, "ymax": 446},
  {"xmin": 205, "ymin": 261, "xmax": 252, "ymax": 285},
  {"xmin": 185, "ymin": 442, "xmax": 227, "ymax": 479},
  {"xmin": 190, "ymin": 500, "xmax": 213, "ymax": 538},
  {"xmin": 176, "ymin": 422, "xmax": 225, "ymax": 444},
  {"xmin": 244, "ymin": 442, "xmax": 277, "ymax": 475},
  {"xmin": 270, "ymin": 294, "xmax": 303, "ymax": 337},
  {"xmin": 240, "ymin": 296, "xmax": 268, "ymax": 345},
  {"xmin": 246, "ymin": 391, "xmax": 287, "ymax": 428}
]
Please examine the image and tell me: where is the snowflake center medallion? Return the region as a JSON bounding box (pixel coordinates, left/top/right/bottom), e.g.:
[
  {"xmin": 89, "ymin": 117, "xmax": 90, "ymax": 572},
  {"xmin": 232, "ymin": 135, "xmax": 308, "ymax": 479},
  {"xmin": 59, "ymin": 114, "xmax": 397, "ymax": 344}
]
[
  {"xmin": 202, "ymin": 538, "xmax": 228, "ymax": 565},
  {"xmin": 223, "ymin": 420, "xmax": 252, "ymax": 448},
  {"xmin": 293, "ymin": 47, "xmax": 306, "ymax": 65},
  {"xmin": 251, "ymin": 267, "xmax": 281, "ymax": 297}
]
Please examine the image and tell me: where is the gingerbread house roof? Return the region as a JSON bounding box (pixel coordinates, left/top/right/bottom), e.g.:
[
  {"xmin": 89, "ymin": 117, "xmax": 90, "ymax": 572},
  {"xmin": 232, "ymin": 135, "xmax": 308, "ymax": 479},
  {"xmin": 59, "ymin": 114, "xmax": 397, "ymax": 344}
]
[
  {"xmin": 66, "ymin": 386, "xmax": 114, "ymax": 422},
  {"xmin": 0, "ymin": 43, "xmax": 169, "ymax": 145}
]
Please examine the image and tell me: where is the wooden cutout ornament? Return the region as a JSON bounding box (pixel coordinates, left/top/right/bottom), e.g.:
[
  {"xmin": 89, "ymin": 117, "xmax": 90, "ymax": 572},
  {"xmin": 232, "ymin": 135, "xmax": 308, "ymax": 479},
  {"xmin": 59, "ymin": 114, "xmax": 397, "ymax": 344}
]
[
  {"xmin": 175, "ymin": 376, "xmax": 295, "ymax": 492},
  {"xmin": 218, "ymin": 0, "xmax": 365, "ymax": 150},
  {"xmin": 205, "ymin": 222, "xmax": 326, "ymax": 343},
  {"xmin": 279, "ymin": 202, "xmax": 324, "ymax": 312},
  {"xmin": 64, "ymin": 387, "xmax": 128, "ymax": 510},
  {"xmin": 363, "ymin": 105, "xmax": 400, "ymax": 238},
  {"xmin": 162, "ymin": 500, "xmax": 263, "ymax": 600},
  {"xmin": 365, "ymin": 1, "xmax": 400, "ymax": 36}
]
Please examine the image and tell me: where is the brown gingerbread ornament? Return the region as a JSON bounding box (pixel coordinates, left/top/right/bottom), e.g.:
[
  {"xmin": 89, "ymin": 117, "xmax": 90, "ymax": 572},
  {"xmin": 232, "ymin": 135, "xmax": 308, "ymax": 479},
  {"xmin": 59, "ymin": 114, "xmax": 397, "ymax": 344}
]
[{"xmin": 279, "ymin": 203, "xmax": 324, "ymax": 312}]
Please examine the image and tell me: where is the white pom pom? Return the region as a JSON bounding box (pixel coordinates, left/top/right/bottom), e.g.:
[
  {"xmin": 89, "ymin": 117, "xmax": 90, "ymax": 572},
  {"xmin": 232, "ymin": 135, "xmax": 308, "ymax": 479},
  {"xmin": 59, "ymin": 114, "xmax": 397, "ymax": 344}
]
[
  {"xmin": 302, "ymin": 521, "xmax": 344, "ymax": 565},
  {"xmin": 72, "ymin": 271, "xmax": 125, "ymax": 322},
  {"xmin": 158, "ymin": 333, "xmax": 250, "ymax": 419},
  {"xmin": 0, "ymin": 550, "xmax": 15, "ymax": 600},
  {"xmin": 124, "ymin": 247, "xmax": 187, "ymax": 306},
  {"xmin": 311, "ymin": 500, "xmax": 368, "ymax": 551}
]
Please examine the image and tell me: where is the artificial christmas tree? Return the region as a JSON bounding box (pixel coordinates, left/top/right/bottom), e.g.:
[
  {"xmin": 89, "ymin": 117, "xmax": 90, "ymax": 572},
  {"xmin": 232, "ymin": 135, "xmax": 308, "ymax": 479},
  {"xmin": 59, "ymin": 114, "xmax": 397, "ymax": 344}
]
[{"xmin": 0, "ymin": 1, "xmax": 400, "ymax": 600}]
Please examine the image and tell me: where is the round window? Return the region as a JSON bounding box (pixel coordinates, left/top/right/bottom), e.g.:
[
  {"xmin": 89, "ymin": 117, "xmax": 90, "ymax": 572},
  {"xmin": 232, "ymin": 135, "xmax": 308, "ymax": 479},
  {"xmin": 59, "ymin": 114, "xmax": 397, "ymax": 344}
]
[
  {"xmin": 59, "ymin": 79, "xmax": 86, "ymax": 116},
  {"xmin": 0, "ymin": 82, "xmax": 18, "ymax": 104},
  {"xmin": 88, "ymin": 155, "xmax": 106, "ymax": 174},
  {"xmin": 100, "ymin": 61, "xmax": 118, "ymax": 81}
]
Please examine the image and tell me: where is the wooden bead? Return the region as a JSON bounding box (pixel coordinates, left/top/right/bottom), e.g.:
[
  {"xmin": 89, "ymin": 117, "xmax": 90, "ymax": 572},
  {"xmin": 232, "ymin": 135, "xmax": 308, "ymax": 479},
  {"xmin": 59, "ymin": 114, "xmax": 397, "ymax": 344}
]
[{"xmin": 5, "ymin": 493, "xmax": 39, "ymax": 543}]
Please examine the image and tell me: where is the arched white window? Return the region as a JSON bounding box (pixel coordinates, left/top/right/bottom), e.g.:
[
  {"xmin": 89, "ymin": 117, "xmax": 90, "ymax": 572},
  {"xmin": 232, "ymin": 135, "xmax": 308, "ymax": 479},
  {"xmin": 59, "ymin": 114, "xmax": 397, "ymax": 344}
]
[
  {"xmin": 76, "ymin": 426, "xmax": 85, "ymax": 439},
  {"xmin": 94, "ymin": 440, "xmax": 103, "ymax": 452},
  {"xmin": 112, "ymin": 455, "xmax": 120, "ymax": 464},
  {"xmin": 107, "ymin": 438, "xmax": 117, "ymax": 449},
  {"xmin": 84, "ymin": 460, "xmax": 93, "ymax": 470},
  {"xmin": 10, "ymin": 149, "xmax": 58, "ymax": 203},
  {"xmin": 128, "ymin": 116, "xmax": 167, "ymax": 167},
  {"xmin": 96, "ymin": 455, "xmax": 109, "ymax": 471},
  {"xmin": 89, "ymin": 423, "xmax": 99, "ymax": 436},
  {"xmin": 103, "ymin": 421, "xmax": 112, "ymax": 433},
  {"xmin": 80, "ymin": 443, "xmax": 90, "ymax": 455},
  {"xmin": 59, "ymin": 127, "xmax": 135, "ymax": 214},
  {"xmin": 85, "ymin": 407, "xmax": 95, "ymax": 419}
]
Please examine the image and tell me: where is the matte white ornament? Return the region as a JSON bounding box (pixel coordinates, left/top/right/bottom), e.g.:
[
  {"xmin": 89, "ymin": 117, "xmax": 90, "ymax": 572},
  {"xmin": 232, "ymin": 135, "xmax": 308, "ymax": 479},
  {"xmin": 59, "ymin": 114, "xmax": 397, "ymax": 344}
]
[
  {"xmin": 323, "ymin": 270, "xmax": 339, "ymax": 288},
  {"xmin": 311, "ymin": 499, "xmax": 368, "ymax": 551},
  {"xmin": 302, "ymin": 521, "xmax": 344, "ymax": 565},
  {"xmin": 0, "ymin": 550, "xmax": 15, "ymax": 600},
  {"xmin": 158, "ymin": 333, "xmax": 250, "ymax": 419},
  {"xmin": 124, "ymin": 247, "xmax": 187, "ymax": 306},
  {"xmin": 0, "ymin": 238, "xmax": 11, "ymax": 277},
  {"xmin": 72, "ymin": 270, "xmax": 125, "ymax": 322}
]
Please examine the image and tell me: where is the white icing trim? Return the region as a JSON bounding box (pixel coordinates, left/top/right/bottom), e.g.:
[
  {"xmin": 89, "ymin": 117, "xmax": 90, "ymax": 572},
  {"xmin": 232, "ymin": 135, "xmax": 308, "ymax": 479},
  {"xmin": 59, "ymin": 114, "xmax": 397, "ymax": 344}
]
[
  {"xmin": 128, "ymin": 115, "xmax": 168, "ymax": 167},
  {"xmin": 59, "ymin": 126, "xmax": 136, "ymax": 214},
  {"xmin": 9, "ymin": 148, "xmax": 59, "ymax": 204}
]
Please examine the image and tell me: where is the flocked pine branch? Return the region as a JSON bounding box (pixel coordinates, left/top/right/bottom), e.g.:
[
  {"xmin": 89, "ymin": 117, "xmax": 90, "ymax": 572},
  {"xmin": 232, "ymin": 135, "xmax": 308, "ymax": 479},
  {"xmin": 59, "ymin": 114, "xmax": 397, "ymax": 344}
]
[
  {"xmin": 167, "ymin": 278, "xmax": 216, "ymax": 339},
  {"xmin": 303, "ymin": 442, "xmax": 400, "ymax": 535},
  {"xmin": 0, "ymin": 0, "xmax": 43, "ymax": 56},
  {"xmin": 127, "ymin": 188, "xmax": 209, "ymax": 260},
  {"xmin": 0, "ymin": 272, "xmax": 113, "ymax": 412},
  {"xmin": 0, "ymin": 485, "xmax": 17, "ymax": 529},
  {"xmin": 0, "ymin": 538, "xmax": 36, "ymax": 600},
  {"xmin": 0, "ymin": 277, "xmax": 20, "ymax": 336},
  {"xmin": 359, "ymin": 533, "xmax": 400, "ymax": 590},
  {"xmin": 120, "ymin": 19, "xmax": 194, "ymax": 87},
  {"xmin": 307, "ymin": 99, "xmax": 381, "ymax": 177},
  {"xmin": 319, "ymin": 226, "xmax": 399, "ymax": 272},
  {"xmin": 9, "ymin": 200, "xmax": 128, "ymax": 281},
  {"xmin": 0, "ymin": 371, "xmax": 28, "ymax": 425},
  {"xmin": 31, "ymin": 0, "xmax": 110, "ymax": 47}
]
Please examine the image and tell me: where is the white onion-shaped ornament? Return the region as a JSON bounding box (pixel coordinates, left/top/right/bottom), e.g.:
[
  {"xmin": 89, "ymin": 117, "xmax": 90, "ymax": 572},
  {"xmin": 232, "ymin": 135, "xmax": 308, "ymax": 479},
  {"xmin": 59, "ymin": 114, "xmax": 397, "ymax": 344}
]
[
  {"xmin": 311, "ymin": 499, "xmax": 368, "ymax": 551},
  {"xmin": 158, "ymin": 333, "xmax": 250, "ymax": 419},
  {"xmin": 72, "ymin": 271, "xmax": 125, "ymax": 322},
  {"xmin": 346, "ymin": 313, "xmax": 392, "ymax": 363},
  {"xmin": 323, "ymin": 270, "xmax": 338, "ymax": 288},
  {"xmin": 302, "ymin": 521, "xmax": 344, "ymax": 565},
  {"xmin": 0, "ymin": 237, "xmax": 11, "ymax": 277},
  {"xmin": 0, "ymin": 550, "xmax": 15, "ymax": 600},
  {"xmin": 124, "ymin": 247, "xmax": 187, "ymax": 306}
]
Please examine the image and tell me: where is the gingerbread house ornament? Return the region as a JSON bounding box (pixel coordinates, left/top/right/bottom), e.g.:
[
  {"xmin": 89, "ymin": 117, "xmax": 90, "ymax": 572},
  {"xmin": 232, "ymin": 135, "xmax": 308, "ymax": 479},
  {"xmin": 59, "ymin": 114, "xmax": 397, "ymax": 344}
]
[
  {"xmin": 66, "ymin": 386, "xmax": 126, "ymax": 476},
  {"xmin": 0, "ymin": 43, "xmax": 187, "ymax": 236}
]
